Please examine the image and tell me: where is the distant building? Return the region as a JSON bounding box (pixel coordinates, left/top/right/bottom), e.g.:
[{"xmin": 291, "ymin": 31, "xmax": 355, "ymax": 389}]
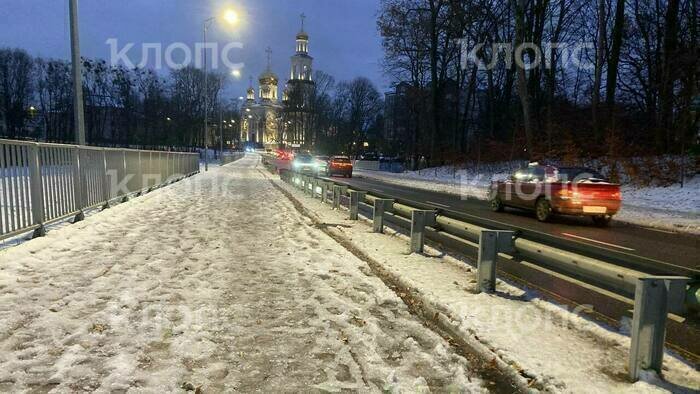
[
  {"xmin": 240, "ymin": 15, "xmax": 316, "ymax": 150},
  {"xmin": 240, "ymin": 49, "xmax": 283, "ymax": 150}
]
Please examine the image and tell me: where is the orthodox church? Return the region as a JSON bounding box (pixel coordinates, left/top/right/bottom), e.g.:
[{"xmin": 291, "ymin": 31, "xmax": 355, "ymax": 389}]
[{"xmin": 240, "ymin": 15, "xmax": 315, "ymax": 150}]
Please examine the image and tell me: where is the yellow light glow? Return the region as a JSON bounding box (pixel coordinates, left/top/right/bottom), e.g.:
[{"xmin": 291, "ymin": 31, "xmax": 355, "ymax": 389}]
[{"xmin": 223, "ymin": 9, "xmax": 239, "ymax": 25}]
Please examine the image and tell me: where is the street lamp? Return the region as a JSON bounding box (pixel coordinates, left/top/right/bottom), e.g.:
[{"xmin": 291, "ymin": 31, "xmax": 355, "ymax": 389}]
[{"xmin": 203, "ymin": 7, "xmax": 240, "ymax": 171}]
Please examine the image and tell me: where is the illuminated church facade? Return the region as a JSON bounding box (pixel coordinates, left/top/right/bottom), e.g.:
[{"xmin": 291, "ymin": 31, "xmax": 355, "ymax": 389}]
[{"xmin": 240, "ymin": 15, "xmax": 315, "ymax": 150}]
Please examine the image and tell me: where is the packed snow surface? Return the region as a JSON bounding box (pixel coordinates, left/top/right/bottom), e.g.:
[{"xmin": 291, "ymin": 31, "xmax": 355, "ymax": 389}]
[{"xmin": 0, "ymin": 154, "xmax": 485, "ymax": 392}]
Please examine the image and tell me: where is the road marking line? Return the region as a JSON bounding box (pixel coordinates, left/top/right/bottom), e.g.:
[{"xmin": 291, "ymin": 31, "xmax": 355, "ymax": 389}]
[
  {"xmin": 644, "ymin": 227, "xmax": 676, "ymax": 234},
  {"xmin": 426, "ymin": 201, "xmax": 451, "ymax": 208},
  {"xmin": 561, "ymin": 233, "xmax": 636, "ymax": 251}
]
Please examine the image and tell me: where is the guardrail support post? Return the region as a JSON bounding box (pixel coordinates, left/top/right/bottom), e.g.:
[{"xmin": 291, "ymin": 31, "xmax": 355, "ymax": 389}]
[
  {"xmin": 320, "ymin": 181, "xmax": 329, "ymax": 203},
  {"xmin": 332, "ymin": 185, "xmax": 342, "ymax": 209},
  {"xmin": 121, "ymin": 150, "xmax": 129, "ymax": 202},
  {"xmin": 373, "ymin": 199, "xmax": 394, "ymax": 233},
  {"xmin": 629, "ymin": 276, "xmax": 687, "ymax": 382},
  {"xmin": 72, "ymin": 147, "xmax": 85, "ymax": 222},
  {"xmin": 410, "ymin": 210, "xmax": 436, "ymax": 253},
  {"xmin": 101, "ymin": 149, "xmax": 111, "ymax": 209},
  {"xmin": 477, "ymin": 230, "xmax": 515, "ymax": 293},
  {"xmin": 349, "ymin": 191, "xmax": 366, "ymax": 220},
  {"xmin": 311, "ymin": 179, "xmax": 319, "ymax": 198},
  {"xmin": 27, "ymin": 143, "xmax": 45, "ymax": 238}
]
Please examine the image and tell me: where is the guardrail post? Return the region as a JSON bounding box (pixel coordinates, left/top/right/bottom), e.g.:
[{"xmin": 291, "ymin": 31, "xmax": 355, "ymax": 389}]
[
  {"xmin": 373, "ymin": 199, "xmax": 394, "ymax": 233},
  {"xmin": 320, "ymin": 181, "xmax": 331, "ymax": 203},
  {"xmin": 311, "ymin": 179, "xmax": 319, "ymax": 198},
  {"xmin": 477, "ymin": 230, "xmax": 515, "ymax": 293},
  {"xmin": 72, "ymin": 147, "xmax": 85, "ymax": 222},
  {"xmin": 332, "ymin": 185, "xmax": 342, "ymax": 209},
  {"xmin": 307, "ymin": 177, "xmax": 314, "ymax": 196},
  {"xmin": 101, "ymin": 149, "xmax": 110, "ymax": 209},
  {"xmin": 410, "ymin": 210, "xmax": 436, "ymax": 253},
  {"xmin": 629, "ymin": 276, "xmax": 687, "ymax": 381},
  {"xmin": 121, "ymin": 150, "xmax": 129, "ymax": 202},
  {"xmin": 27, "ymin": 143, "xmax": 45, "ymax": 238},
  {"xmin": 349, "ymin": 191, "xmax": 366, "ymax": 220}
]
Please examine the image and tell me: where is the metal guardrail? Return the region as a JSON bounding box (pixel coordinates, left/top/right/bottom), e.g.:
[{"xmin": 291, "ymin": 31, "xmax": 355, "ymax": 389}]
[
  {"xmin": 0, "ymin": 139, "xmax": 199, "ymax": 241},
  {"xmin": 220, "ymin": 152, "xmax": 246, "ymax": 165},
  {"xmin": 275, "ymin": 168, "xmax": 695, "ymax": 382}
]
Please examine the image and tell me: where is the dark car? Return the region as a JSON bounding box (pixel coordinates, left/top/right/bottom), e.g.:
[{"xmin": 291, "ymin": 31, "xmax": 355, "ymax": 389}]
[
  {"xmin": 328, "ymin": 156, "xmax": 353, "ymax": 178},
  {"xmin": 292, "ymin": 153, "xmax": 315, "ymax": 174},
  {"xmin": 313, "ymin": 155, "xmax": 330, "ymax": 176},
  {"xmin": 489, "ymin": 164, "xmax": 622, "ymax": 226}
]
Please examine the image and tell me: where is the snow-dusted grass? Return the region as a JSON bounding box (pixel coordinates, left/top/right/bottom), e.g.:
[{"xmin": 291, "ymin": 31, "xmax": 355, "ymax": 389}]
[
  {"xmin": 278, "ymin": 173, "xmax": 700, "ymax": 393},
  {"xmin": 0, "ymin": 154, "xmax": 486, "ymax": 392},
  {"xmin": 355, "ymin": 165, "xmax": 700, "ymax": 233}
]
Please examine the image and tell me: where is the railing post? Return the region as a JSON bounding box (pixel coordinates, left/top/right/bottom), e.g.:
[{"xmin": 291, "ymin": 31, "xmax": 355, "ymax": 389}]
[
  {"xmin": 136, "ymin": 151, "xmax": 144, "ymax": 195},
  {"xmin": 320, "ymin": 181, "xmax": 330, "ymax": 203},
  {"xmin": 72, "ymin": 146, "xmax": 85, "ymax": 222},
  {"xmin": 27, "ymin": 143, "xmax": 45, "ymax": 238},
  {"xmin": 101, "ymin": 149, "xmax": 110, "ymax": 209},
  {"xmin": 410, "ymin": 210, "xmax": 436, "ymax": 253},
  {"xmin": 312, "ymin": 179, "xmax": 320, "ymax": 199},
  {"xmin": 477, "ymin": 230, "xmax": 515, "ymax": 293},
  {"xmin": 121, "ymin": 150, "xmax": 129, "ymax": 202},
  {"xmin": 306, "ymin": 176, "xmax": 313, "ymax": 196},
  {"xmin": 349, "ymin": 191, "xmax": 366, "ymax": 220},
  {"xmin": 629, "ymin": 277, "xmax": 687, "ymax": 382},
  {"xmin": 332, "ymin": 185, "xmax": 342, "ymax": 209},
  {"xmin": 373, "ymin": 199, "xmax": 393, "ymax": 233}
]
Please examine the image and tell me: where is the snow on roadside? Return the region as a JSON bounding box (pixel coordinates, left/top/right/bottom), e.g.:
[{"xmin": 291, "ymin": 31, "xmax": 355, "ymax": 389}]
[
  {"xmin": 354, "ymin": 168, "xmax": 700, "ymax": 234},
  {"xmin": 275, "ymin": 172, "xmax": 700, "ymax": 393},
  {"xmin": 0, "ymin": 154, "xmax": 486, "ymax": 392}
]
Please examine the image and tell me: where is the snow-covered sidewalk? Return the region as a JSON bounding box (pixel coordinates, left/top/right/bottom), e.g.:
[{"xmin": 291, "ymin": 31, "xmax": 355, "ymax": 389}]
[
  {"xmin": 354, "ymin": 169, "xmax": 700, "ymax": 234},
  {"xmin": 0, "ymin": 154, "xmax": 486, "ymax": 392},
  {"xmin": 276, "ymin": 168, "xmax": 700, "ymax": 393}
]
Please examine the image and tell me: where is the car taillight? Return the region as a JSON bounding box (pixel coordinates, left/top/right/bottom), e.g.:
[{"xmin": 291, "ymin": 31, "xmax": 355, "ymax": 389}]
[
  {"xmin": 558, "ymin": 189, "xmax": 580, "ymax": 200},
  {"xmin": 610, "ymin": 191, "xmax": 621, "ymax": 200}
]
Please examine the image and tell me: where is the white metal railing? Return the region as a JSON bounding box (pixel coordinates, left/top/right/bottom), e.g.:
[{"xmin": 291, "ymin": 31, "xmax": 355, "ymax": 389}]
[{"xmin": 0, "ymin": 139, "xmax": 199, "ymax": 240}]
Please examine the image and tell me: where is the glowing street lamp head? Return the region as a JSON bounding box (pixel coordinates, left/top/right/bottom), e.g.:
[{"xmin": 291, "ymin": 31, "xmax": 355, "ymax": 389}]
[
  {"xmin": 231, "ymin": 69, "xmax": 242, "ymax": 78},
  {"xmin": 223, "ymin": 9, "xmax": 239, "ymax": 26}
]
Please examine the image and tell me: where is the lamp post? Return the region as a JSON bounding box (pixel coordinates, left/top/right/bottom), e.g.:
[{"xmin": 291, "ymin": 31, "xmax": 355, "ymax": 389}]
[
  {"xmin": 202, "ymin": 8, "xmax": 240, "ymax": 171},
  {"xmin": 69, "ymin": 0, "xmax": 86, "ymax": 145}
]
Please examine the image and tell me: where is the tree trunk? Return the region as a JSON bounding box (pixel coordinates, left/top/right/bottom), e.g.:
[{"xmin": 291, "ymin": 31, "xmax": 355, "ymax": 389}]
[
  {"xmin": 591, "ymin": 0, "xmax": 606, "ymax": 141},
  {"xmin": 605, "ymin": 0, "xmax": 626, "ymax": 113},
  {"xmin": 513, "ymin": 0, "xmax": 534, "ymax": 158}
]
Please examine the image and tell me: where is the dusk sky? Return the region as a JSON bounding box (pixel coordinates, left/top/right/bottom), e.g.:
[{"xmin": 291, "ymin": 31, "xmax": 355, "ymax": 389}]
[{"xmin": 0, "ymin": 0, "xmax": 388, "ymax": 99}]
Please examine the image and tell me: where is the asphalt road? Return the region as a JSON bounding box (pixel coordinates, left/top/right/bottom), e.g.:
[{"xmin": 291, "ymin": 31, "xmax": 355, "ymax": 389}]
[{"xmin": 320, "ymin": 174, "xmax": 699, "ymax": 276}]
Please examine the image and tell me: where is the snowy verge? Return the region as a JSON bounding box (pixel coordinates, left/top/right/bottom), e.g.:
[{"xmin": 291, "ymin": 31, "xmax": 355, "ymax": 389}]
[
  {"xmin": 274, "ymin": 172, "xmax": 700, "ymax": 393},
  {"xmin": 354, "ymin": 169, "xmax": 700, "ymax": 234}
]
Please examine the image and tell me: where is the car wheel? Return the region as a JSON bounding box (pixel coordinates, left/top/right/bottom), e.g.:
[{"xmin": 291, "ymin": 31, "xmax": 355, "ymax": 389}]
[
  {"xmin": 592, "ymin": 215, "xmax": 612, "ymax": 227},
  {"xmin": 490, "ymin": 195, "xmax": 504, "ymax": 212},
  {"xmin": 348, "ymin": 173, "xmax": 353, "ymax": 178},
  {"xmin": 535, "ymin": 198, "xmax": 552, "ymax": 222}
]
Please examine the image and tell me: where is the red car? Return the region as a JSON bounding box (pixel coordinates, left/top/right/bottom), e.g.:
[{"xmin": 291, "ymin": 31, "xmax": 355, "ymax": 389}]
[
  {"xmin": 489, "ymin": 165, "xmax": 622, "ymax": 226},
  {"xmin": 328, "ymin": 156, "xmax": 353, "ymax": 178}
]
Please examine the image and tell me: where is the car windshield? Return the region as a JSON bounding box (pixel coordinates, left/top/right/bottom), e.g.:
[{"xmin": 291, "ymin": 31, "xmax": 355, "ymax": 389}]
[
  {"xmin": 314, "ymin": 156, "xmax": 329, "ymax": 161},
  {"xmin": 295, "ymin": 154, "xmax": 313, "ymax": 163},
  {"xmin": 332, "ymin": 157, "xmax": 351, "ymax": 163},
  {"xmin": 557, "ymin": 167, "xmax": 607, "ymax": 182}
]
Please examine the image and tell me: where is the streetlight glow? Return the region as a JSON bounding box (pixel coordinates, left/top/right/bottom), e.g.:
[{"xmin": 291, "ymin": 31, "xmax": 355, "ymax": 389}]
[
  {"xmin": 223, "ymin": 9, "xmax": 239, "ymax": 26},
  {"xmin": 231, "ymin": 69, "xmax": 241, "ymax": 78}
]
